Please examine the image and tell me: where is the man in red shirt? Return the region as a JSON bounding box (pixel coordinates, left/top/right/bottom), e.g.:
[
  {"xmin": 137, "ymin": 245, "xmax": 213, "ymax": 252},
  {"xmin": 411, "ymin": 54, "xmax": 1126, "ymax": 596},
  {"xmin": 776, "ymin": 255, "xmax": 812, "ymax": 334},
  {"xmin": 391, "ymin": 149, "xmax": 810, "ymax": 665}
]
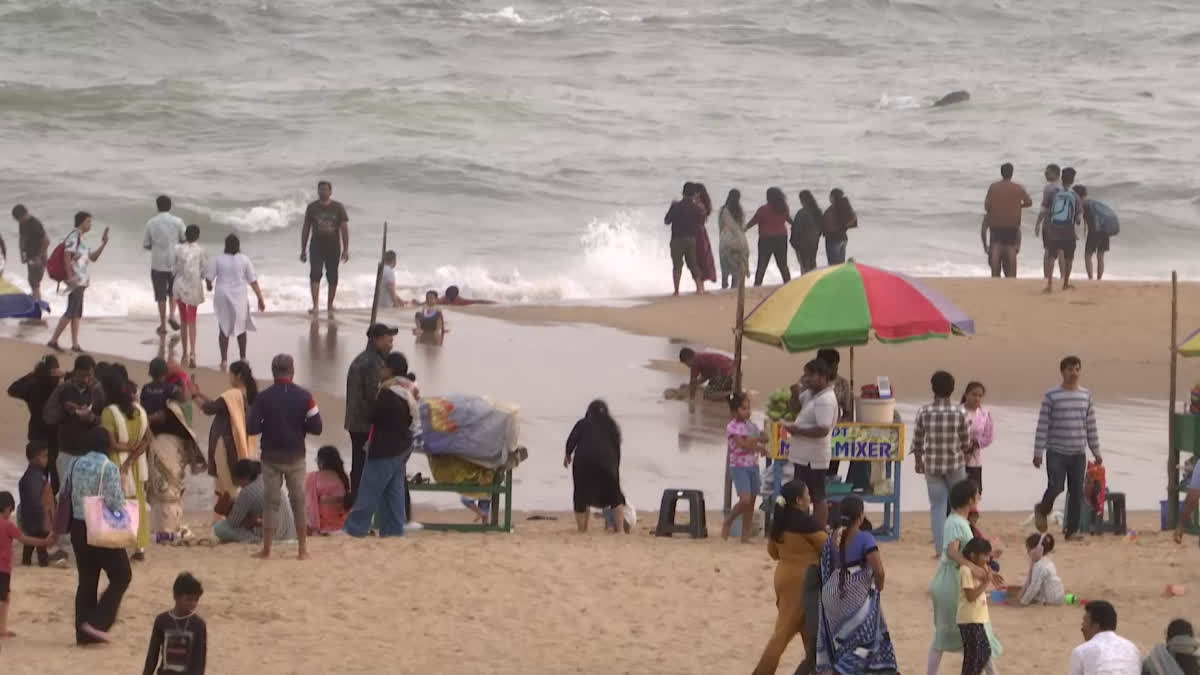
[{"xmin": 679, "ymin": 347, "xmax": 734, "ymax": 401}]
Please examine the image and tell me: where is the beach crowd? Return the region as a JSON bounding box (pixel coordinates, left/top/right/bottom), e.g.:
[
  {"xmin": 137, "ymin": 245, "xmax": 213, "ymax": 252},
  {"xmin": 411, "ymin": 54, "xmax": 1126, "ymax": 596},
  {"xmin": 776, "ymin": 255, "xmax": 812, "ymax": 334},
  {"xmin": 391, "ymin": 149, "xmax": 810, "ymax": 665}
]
[
  {"xmin": 662, "ymin": 162, "xmax": 1120, "ymax": 295},
  {"xmin": 0, "ymin": 173, "xmax": 1183, "ymax": 675}
]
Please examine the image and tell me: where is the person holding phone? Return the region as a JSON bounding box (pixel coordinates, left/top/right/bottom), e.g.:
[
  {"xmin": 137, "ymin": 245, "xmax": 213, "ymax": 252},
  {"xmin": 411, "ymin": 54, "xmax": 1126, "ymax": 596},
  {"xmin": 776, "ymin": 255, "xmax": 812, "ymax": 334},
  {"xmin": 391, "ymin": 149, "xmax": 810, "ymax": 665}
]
[{"xmin": 48, "ymin": 211, "xmax": 109, "ymax": 354}]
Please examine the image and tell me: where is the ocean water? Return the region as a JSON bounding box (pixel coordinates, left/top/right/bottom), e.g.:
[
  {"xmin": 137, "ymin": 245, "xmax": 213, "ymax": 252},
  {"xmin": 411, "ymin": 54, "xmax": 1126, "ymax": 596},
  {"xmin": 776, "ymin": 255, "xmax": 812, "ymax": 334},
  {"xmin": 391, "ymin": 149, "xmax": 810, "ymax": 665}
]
[{"xmin": 2, "ymin": 0, "xmax": 1200, "ymax": 315}]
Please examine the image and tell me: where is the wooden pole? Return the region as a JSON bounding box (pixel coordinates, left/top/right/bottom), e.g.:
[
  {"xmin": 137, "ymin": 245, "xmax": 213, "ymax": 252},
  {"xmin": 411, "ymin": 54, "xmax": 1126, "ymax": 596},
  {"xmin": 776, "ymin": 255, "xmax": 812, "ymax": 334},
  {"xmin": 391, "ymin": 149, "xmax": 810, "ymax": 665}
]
[
  {"xmin": 368, "ymin": 221, "xmax": 389, "ymax": 327},
  {"xmin": 1169, "ymin": 270, "xmax": 1180, "ymax": 528},
  {"xmin": 726, "ymin": 271, "xmax": 747, "ymax": 515}
]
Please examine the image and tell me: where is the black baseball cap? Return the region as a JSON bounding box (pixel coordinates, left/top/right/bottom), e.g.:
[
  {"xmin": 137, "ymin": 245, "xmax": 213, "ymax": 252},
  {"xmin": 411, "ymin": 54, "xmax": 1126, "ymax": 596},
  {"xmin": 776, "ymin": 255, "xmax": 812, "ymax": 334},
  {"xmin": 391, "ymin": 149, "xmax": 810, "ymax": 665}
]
[{"xmin": 367, "ymin": 323, "xmax": 399, "ymax": 338}]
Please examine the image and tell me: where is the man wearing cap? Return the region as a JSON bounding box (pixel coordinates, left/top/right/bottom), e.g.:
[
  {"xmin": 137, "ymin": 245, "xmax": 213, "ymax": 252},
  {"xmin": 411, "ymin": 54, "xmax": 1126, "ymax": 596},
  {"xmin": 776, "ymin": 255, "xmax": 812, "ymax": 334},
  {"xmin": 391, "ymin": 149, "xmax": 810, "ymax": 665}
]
[
  {"xmin": 247, "ymin": 353, "xmax": 323, "ymax": 560},
  {"xmin": 345, "ymin": 323, "xmax": 397, "ymax": 504}
]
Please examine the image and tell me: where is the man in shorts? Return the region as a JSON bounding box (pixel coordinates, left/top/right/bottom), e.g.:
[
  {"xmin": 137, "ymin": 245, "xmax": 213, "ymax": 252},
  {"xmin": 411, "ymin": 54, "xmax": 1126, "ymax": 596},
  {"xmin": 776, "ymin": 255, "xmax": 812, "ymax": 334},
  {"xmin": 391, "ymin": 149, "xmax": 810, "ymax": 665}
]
[
  {"xmin": 48, "ymin": 212, "xmax": 108, "ymax": 353},
  {"xmin": 664, "ymin": 182, "xmax": 705, "ymax": 296},
  {"xmin": 982, "ymin": 162, "xmax": 1032, "ymax": 278},
  {"xmin": 300, "ymin": 181, "xmax": 349, "ymax": 316},
  {"xmin": 143, "ymin": 195, "xmax": 186, "ymax": 335},
  {"xmin": 786, "ymin": 358, "xmax": 838, "ymax": 529},
  {"xmin": 12, "ymin": 205, "xmax": 48, "ymax": 304}
]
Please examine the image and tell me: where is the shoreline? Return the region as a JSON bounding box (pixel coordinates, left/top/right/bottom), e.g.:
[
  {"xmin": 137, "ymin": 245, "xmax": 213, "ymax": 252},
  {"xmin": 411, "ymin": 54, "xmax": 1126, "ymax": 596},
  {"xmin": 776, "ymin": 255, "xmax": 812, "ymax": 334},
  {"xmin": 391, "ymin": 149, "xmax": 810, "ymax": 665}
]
[{"xmin": 464, "ymin": 277, "xmax": 1200, "ymax": 406}]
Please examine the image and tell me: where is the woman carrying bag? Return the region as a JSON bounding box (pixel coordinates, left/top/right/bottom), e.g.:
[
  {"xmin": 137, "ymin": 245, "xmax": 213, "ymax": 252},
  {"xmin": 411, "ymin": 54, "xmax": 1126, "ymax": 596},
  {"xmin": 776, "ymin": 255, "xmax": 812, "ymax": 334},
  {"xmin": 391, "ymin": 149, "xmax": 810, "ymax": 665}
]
[{"xmin": 58, "ymin": 426, "xmax": 133, "ymax": 645}]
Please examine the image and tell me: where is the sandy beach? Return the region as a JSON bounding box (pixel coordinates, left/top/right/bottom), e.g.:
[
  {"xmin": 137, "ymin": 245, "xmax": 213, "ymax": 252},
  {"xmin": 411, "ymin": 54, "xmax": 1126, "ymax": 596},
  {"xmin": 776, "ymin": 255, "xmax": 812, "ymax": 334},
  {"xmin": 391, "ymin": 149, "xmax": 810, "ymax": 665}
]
[{"xmin": 0, "ymin": 277, "xmax": 1197, "ymax": 673}]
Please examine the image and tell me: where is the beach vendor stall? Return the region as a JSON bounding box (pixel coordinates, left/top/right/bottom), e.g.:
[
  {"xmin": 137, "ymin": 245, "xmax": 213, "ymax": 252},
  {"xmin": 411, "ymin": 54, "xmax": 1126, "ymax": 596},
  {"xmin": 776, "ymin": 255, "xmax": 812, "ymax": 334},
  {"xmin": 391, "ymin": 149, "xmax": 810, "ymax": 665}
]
[
  {"xmin": 1166, "ymin": 271, "xmax": 1200, "ymax": 534},
  {"xmin": 729, "ymin": 261, "xmax": 975, "ymax": 530},
  {"xmin": 409, "ymin": 394, "xmax": 527, "ymax": 532}
]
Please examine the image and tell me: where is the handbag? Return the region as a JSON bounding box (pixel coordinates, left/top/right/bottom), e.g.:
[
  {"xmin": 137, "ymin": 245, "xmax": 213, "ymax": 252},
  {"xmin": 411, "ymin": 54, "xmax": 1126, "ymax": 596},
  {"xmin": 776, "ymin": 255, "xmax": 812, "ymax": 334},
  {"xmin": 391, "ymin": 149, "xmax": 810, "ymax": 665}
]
[{"xmin": 82, "ymin": 460, "xmax": 140, "ymax": 549}]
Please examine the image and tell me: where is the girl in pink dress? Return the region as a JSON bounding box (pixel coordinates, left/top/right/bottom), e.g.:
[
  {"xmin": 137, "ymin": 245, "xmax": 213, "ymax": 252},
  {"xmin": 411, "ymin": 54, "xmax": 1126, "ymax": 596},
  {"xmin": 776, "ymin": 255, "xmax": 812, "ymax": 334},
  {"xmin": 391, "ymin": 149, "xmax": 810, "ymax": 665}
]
[
  {"xmin": 305, "ymin": 446, "xmax": 351, "ymax": 535},
  {"xmin": 961, "ymin": 382, "xmax": 994, "ymax": 495}
]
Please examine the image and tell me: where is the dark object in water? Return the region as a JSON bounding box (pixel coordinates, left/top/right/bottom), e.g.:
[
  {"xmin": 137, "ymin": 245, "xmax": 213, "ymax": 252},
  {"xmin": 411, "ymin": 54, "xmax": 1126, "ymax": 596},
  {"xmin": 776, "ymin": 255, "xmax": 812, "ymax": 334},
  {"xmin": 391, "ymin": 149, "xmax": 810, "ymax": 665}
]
[
  {"xmin": 933, "ymin": 90, "xmax": 971, "ymax": 107},
  {"xmin": 1137, "ymin": 90, "xmax": 1153, "ymax": 98}
]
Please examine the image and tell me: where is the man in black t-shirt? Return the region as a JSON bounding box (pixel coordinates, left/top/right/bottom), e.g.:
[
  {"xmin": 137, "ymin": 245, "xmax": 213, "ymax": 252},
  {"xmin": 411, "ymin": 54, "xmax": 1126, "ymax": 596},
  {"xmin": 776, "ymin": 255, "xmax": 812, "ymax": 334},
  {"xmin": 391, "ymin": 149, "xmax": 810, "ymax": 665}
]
[
  {"xmin": 12, "ymin": 204, "xmax": 48, "ymax": 303},
  {"xmin": 299, "ymin": 180, "xmax": 349, "ymax": 316}
]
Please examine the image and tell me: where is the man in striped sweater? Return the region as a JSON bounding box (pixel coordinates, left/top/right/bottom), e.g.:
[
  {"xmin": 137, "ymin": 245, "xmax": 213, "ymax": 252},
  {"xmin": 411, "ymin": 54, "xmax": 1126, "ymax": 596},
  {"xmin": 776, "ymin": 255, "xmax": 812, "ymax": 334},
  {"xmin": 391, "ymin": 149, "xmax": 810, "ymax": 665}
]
[{"xmin": 1033, "ymin": 355, "xmax": 1101, "ymax": 540}]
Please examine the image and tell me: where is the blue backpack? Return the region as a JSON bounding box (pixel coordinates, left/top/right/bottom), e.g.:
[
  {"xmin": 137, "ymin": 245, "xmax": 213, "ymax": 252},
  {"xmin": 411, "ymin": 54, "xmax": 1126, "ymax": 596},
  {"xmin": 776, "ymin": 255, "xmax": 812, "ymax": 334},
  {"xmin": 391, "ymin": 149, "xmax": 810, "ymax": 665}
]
[
  {"xmin": 1090, "ymin": 200, "xmax": 1120, "ymax": 236},
  {"xmin": 1047, "ymin": 188, "xmax": 1077, "ymax": 238}
]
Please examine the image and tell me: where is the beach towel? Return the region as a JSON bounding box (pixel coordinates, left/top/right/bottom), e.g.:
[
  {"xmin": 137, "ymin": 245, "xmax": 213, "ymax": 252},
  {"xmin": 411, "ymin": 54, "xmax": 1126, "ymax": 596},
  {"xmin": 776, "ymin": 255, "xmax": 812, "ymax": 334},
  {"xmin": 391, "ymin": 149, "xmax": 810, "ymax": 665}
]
[
  {"xmin": 418, "ymin": 395, "xmax": 520, "ymax": 469},
  {"xmin": 428, "ymin": 455, "xmax": 495, "ymax": 500}
]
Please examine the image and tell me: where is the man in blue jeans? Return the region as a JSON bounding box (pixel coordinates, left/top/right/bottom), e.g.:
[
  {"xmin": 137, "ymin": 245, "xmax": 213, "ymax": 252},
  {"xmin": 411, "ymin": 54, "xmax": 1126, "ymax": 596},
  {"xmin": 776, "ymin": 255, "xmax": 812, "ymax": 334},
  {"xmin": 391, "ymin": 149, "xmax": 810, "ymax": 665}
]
[
  {"xmin": 1033, "ymin": 356, "xmax": 1101, "ymax": 540},
  {"xmin": 911, "ymin": 370, "xmax": 970, "ymax": 557}
]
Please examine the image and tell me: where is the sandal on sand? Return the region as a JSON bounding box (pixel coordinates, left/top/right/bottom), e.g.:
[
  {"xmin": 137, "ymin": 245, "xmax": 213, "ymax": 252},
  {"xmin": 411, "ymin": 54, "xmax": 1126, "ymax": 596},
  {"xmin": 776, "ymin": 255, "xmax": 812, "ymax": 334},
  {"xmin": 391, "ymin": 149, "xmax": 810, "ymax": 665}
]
[
  {"xmin": 70, "ymin": 345, "xmax": 84, "ymax": 353},
  {"xmin": 47, "ymin": 341, "xmax": 64, "ymax": 352}
]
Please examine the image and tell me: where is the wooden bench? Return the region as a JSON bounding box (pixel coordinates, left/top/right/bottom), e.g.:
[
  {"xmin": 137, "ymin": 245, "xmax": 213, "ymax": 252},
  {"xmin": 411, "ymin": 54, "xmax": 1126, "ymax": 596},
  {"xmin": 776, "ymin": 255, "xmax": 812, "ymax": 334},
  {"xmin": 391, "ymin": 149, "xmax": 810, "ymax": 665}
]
[{"xmin": 407, "ymin": 467, "xmax": 514, "ymax": 533}]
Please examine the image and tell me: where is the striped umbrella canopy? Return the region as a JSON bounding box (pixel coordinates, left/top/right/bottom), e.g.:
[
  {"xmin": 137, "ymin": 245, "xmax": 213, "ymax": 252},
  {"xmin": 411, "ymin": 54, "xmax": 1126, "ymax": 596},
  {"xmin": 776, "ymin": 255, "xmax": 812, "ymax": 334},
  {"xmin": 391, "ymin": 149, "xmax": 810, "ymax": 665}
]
[
  {"xmin": 741, "ymin": 261, "xmax": 974, "ymax": 352},
  {"xmin": 1178, "ymin": 327, "xmax": 1200, "ymax": 357},
  {"xmin": 0, "ymin": 276, "xmax": 48, "ymax": 319}
]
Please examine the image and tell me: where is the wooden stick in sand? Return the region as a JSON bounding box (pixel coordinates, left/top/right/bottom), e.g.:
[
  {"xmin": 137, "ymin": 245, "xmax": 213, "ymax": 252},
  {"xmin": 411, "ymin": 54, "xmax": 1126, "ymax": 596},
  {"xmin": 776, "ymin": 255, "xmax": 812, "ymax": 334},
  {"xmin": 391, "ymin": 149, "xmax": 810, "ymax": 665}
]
[
  {"xmin": 1168, "ymin": 270, "xmax": 1180, "ymax": 528},
  {"xmin": 368, "ymin": 221, "xmax": 389, "ymax": 327},
  {"xmin": 727, "ymin": 270, "xmax": 746, "ymax": 515}
]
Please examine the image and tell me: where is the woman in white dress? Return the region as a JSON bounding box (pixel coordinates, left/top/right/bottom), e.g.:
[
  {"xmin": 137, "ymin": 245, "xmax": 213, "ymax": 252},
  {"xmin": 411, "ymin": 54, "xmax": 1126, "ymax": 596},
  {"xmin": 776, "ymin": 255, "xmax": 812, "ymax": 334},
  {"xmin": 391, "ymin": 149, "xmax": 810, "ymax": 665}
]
[{"xmin": 204, "ymin": 234, "xmax": 266, "ymax": 369}]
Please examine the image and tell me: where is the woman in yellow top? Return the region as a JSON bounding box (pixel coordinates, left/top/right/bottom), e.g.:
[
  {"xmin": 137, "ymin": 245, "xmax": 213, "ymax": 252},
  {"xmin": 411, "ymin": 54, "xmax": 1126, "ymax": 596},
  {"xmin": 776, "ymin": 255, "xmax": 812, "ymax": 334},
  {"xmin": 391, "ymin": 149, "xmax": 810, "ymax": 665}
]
[
  {"xmin": 98, "ymin": 366, "xmax": 151, "ymax": 558},
  {"xmin": 753, "ymin": 480, "xmax": 827, "ymax": 675}
]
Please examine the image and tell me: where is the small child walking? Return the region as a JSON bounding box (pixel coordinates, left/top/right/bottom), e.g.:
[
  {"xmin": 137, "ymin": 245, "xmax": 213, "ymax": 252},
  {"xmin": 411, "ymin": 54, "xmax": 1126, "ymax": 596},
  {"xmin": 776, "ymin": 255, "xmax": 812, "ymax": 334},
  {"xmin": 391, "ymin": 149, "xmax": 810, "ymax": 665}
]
[
  {"xmin": 143, "ymin": 572, "xmax": 207, "ymax": 675},
  {"xmin": 1, "ymin": 491, "xmax": 57, "ymax": 638},
  {"xmin": 1018, "ymin": 533, "xmax": 1065, "ymax": 606},
  {"xmin": 723, "ymin": 392, "xmax": 767, "ymax": 542},
  {"xmin": 18, "ymin": 441, "xmax": 67, "ymax": 567},
  {"xmin": 958, "ymin": 537, "xmax": 998, "ymax": 675}
]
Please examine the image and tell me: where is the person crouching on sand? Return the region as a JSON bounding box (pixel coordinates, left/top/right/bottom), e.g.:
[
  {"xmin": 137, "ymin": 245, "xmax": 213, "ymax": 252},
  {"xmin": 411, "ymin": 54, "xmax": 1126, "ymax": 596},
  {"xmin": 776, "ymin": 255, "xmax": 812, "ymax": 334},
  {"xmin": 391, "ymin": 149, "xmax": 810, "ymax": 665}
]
[
  {"xmin": 752, "ymin": 479, "xmax": 826, "ymax": 675},
  {"xmin": 723, "ymin": 392, "xmax": 766, "ymax": 541},
  {"xmin": 564, "ymin": 400, "xmax": 628, "ymax": 533}
]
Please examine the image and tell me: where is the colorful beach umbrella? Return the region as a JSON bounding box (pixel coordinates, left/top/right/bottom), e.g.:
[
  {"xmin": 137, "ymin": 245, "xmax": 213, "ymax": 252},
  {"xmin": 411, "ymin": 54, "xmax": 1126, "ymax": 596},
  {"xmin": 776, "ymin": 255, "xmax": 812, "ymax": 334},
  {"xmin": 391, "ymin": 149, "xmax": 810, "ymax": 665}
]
[
  {"xmin": 741, "ymin": 261, "xmax": 974, "ymax": 352},
  {"xmin": 0, "ymin": 276, "xmax": 49, "ymax": 319},
  {"xmin": 1178, "ymin": 327, "xmax": 1200, "ymax": 358}
]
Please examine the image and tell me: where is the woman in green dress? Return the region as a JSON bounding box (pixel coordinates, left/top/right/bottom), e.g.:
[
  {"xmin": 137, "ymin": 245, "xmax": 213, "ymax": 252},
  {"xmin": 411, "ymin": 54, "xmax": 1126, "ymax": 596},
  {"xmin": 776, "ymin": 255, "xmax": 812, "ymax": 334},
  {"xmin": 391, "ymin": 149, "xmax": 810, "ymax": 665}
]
[
  {"xmin": 98, "ymin": 366, "xmax": 151, "ymax": 559},
  {"xmin": 927, "ymin": 479, "xmax": 1002, "ymax": 674}
]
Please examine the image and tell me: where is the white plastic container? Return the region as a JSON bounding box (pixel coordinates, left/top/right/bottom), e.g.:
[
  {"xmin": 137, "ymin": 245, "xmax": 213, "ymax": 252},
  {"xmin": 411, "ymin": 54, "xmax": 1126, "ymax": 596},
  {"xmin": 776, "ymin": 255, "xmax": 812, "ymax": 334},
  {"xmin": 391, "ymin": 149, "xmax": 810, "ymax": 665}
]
[{"xmin": 856, "ymin": 398, "xmax": 895, "ymax": 423}]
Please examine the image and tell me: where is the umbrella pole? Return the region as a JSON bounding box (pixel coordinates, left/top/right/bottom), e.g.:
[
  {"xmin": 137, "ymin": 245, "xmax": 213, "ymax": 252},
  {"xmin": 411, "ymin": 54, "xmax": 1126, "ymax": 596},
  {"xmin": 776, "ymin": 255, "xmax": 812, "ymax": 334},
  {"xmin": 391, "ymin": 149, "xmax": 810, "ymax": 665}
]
[
  {"xmin": 726, "ymin": 272, "xmax": 747, "ymax": 516},
  {"xmin": 849, "ymin": 346, "xmax": 856, "ymax": 417},
  {"xmin": 1169, "ymin": 270, "xmax": 1180, "ymax": 528},
  {"xmin": 368, "ymin": 221, "xmax": 389, "ymax": 327}
]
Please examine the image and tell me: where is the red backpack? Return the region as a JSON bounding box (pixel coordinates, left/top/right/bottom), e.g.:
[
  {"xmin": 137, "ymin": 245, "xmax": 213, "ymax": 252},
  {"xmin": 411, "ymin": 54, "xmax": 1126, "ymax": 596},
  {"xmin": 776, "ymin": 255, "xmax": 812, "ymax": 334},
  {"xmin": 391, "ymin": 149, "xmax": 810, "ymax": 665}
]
[{"xmin": 46, "ymin": 233, "xmax": 71, "ymax": 283}]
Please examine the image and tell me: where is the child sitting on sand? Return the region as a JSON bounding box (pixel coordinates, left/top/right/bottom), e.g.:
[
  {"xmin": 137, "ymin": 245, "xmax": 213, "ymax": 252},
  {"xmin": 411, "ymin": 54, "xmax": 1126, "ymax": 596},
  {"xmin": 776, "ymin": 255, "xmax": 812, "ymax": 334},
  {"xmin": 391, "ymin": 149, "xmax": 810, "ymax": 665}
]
[
  {"xmin": 1, "ymin": 491, "xmax": 57, "ymax": 638},
  {"xmin": 722, "ymin": 392, "xmax": 767, "ymax": 541},
  {"xmin": 143, "ymin": 572, "xmax": 207, "ymax": 675},
  {"xmin": 958, "ymin": 537, "xmax": 999, "ymax": 675},
  {"xmin": 1018, "ymin": 533, "xmax": 1065, "ymax": 606},
  {"xmin": 305, "ymin": 446, "xmax": 351, "ymax": 535}
]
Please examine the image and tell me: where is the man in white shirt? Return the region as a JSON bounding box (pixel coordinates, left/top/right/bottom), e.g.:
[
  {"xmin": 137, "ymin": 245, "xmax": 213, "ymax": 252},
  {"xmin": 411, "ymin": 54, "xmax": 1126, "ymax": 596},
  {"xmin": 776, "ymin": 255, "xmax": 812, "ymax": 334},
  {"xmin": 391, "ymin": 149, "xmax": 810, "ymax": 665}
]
[
  {"xmin": 143, "ymin": 195, "xmax": 186, "ymax": 336},
  {"xmin": 786, "ymin": 358, "xmax": 839, "ymax": 529},
  {"xmin": 1068, "ymin": 600, "xmax": 1141, "ymax": 675}
]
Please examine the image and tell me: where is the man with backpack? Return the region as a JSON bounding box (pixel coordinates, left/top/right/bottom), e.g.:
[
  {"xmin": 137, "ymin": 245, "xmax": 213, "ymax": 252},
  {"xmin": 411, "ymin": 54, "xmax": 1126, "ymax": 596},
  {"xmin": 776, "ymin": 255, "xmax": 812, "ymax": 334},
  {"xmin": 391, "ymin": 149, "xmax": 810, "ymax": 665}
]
[
  {"xmin": 47, "ymin": 212, "xmax": 109, "ymax": 353},
  {"xmin": 1039, "ymin": 166, "xmax": 1082, "ymax": 293},
  {"xmin": 1073, "ymin": 185, "xmax": 1119, "ymax": 281}
]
